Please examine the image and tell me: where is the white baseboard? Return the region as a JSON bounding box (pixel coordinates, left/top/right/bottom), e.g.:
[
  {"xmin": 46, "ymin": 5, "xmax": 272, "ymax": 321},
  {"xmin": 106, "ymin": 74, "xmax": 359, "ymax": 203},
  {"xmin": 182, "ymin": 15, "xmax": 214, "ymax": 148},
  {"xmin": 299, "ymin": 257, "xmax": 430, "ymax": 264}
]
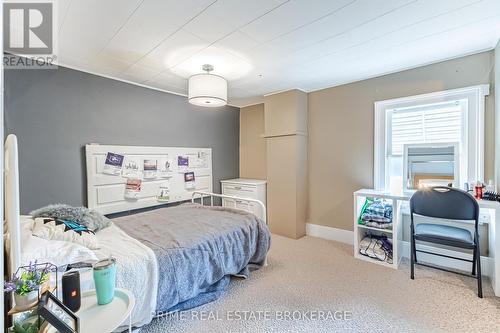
[
  {"xmin": 305, "ymin": 223, "xmax": 492, "ymax": 277},
  {"xmin": 306, "ymin": 223, "xmax": 353, "ymax": 245}
]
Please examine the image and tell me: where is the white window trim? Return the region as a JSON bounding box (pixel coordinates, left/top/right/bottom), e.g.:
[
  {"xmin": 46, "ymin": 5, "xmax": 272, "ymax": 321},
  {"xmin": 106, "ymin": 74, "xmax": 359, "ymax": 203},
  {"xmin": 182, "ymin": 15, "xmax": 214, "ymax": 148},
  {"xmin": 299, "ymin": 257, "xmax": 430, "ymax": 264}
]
[{"xmin": 374, "ymin": 84, "xmax": 489, "ymax": 191}]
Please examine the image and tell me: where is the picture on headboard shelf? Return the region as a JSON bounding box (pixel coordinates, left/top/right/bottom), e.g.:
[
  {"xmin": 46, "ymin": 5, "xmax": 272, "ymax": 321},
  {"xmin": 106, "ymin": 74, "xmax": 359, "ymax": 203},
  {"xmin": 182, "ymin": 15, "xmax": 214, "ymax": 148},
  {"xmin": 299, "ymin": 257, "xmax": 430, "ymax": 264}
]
[
  {"xmin": 103, "ymin": 152, "xmax": 124, "ymax": 175},
  {"xmin": 159, "ymin": 157, "xmax": 173, "ymax": 177},
  {"xmin": 124, "ymin": 178, "xmax": 142, "ymax": 199},
  {"xmin": 190, "ymin": 151, "xmax": 209, "ymax": 168},
  {"xmin": 184, "ymin": 172, "xmax": 195, "ymax": 190},
  {"xmin": 184, "ymin": 172, "xmax": 195, "ymax": 182},
  {"xmin": 157, "ymin": 182, "xmax": 170, "ymax": 202},
  {"xmin": 143, "ymin": 159, "xmax": 158, "ymax": 178},
  {"xmin": 178, "ymin": 155, "xmax": 189, "ymax": 172},
  {"xmin": 122, "ymin": 156, "xmax": 141, "ymax": 178}
]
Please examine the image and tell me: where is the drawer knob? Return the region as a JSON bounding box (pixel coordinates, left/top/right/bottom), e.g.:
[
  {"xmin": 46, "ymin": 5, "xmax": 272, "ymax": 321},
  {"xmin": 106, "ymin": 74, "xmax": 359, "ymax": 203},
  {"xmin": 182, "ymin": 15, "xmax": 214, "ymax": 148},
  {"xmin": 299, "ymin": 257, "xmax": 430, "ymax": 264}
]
[{"xmin": 234, "ymin": 186, "xmax": 242, "ymax": 190}]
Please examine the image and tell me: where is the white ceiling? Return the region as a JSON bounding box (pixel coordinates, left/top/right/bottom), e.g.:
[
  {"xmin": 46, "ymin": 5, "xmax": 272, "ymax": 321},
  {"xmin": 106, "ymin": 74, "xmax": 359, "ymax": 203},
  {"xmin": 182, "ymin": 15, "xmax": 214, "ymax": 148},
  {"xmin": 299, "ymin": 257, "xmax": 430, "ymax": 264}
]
[{"xmin": 57, "ymin": 0, "xmax": 500, "ymax": 107}]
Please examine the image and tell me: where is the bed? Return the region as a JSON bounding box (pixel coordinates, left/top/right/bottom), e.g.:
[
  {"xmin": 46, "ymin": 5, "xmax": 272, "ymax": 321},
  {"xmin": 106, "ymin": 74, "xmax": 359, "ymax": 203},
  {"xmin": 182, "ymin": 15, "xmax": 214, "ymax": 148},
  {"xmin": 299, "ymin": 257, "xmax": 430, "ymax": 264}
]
[{"xmin": 5, "ymin": 137, "xmax": 270, "ymax": 329}]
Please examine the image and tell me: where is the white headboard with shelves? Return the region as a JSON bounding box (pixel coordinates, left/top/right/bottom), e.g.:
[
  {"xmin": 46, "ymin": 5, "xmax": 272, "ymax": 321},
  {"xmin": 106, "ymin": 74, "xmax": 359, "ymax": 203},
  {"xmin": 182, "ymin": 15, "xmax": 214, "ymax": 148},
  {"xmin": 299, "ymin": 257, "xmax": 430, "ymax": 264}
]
[{"xmin": 85, "ymin": 144, "xmax": 212, "ymax": 215}]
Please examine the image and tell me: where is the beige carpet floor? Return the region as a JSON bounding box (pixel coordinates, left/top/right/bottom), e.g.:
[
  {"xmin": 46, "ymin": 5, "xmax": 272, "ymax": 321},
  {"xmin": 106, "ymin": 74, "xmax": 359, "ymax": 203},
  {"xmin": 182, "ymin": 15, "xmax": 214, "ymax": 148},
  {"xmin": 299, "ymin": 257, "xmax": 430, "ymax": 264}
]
[{"xmin": 141, "ymin": 235, "xmax": 500, "ymax": 333}]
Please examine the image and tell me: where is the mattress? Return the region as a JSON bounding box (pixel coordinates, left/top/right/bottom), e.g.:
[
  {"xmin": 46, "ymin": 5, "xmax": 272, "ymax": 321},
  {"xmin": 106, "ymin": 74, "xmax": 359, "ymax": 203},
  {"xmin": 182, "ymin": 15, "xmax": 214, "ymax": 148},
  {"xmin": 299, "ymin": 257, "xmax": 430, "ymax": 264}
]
[{"xmin": 112, "ymin": 203, "xmax": 271, "ymax": 314}]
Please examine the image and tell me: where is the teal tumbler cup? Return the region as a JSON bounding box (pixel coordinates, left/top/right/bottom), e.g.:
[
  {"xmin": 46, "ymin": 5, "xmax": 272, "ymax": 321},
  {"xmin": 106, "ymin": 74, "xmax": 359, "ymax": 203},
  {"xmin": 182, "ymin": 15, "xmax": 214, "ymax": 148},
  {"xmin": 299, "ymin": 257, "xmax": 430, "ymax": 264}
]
[{"xmin": 93, "ymin": 258, "xmax": 116, "ymax": 305}]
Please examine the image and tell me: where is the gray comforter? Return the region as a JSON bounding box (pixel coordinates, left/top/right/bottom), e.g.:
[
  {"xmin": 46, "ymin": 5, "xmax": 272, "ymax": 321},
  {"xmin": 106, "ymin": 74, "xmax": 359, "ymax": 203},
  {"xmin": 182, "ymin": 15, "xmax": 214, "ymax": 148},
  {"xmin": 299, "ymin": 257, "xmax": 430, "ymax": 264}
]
[{"xmin": 112, "ymin": 203, "xmax": 270, "ymax": 313}]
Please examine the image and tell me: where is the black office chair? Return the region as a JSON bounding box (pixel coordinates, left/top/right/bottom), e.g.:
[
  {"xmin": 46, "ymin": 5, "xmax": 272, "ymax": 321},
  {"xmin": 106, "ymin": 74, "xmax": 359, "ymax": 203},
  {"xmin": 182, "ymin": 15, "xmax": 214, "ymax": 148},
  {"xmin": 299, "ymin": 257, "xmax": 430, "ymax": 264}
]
[{"xmin": 410, "ymin": 186, "xmax": 482, "ymax": 298}]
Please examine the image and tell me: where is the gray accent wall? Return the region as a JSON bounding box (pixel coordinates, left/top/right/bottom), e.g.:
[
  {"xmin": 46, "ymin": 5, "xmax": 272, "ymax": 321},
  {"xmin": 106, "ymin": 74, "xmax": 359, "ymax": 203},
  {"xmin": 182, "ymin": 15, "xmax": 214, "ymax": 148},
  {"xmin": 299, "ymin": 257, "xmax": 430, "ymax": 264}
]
[{"xmin": 4, "ymin": 66, "xmax": 239, "ymax": 214}]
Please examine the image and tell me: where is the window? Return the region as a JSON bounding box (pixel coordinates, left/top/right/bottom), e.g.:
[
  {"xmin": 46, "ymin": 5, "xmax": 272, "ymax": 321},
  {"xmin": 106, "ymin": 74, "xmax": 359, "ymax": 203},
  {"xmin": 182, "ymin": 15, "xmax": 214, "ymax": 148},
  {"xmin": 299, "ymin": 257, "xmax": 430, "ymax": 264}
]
[
  {"xmin": 388, "ymin": 101, "xmax": 464, "ymax": 156},
  {"xmin": 385, "ymin": 100, "xmax": 466, "ymax": 191},
  {"xmin": 374, "ymin": 85, "xmax": 489, "ymax": 191}
]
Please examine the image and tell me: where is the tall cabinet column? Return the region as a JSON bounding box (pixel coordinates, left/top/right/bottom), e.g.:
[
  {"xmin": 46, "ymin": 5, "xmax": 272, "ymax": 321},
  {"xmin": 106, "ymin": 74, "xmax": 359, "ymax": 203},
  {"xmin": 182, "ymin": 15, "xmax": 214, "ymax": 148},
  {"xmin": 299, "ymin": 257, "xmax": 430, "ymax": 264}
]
[{"xmin": 264, "ymin": 90, "xmax": 308, "ymax": 239}]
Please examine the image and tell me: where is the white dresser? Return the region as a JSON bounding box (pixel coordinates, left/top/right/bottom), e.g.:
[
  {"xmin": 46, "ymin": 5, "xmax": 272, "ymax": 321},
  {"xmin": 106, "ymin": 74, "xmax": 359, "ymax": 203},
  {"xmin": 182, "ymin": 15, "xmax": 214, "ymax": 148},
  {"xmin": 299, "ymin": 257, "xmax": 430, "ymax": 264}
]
[{"xmin": 221, "ymin": 178, "xmax": 267, "ymax": 220}]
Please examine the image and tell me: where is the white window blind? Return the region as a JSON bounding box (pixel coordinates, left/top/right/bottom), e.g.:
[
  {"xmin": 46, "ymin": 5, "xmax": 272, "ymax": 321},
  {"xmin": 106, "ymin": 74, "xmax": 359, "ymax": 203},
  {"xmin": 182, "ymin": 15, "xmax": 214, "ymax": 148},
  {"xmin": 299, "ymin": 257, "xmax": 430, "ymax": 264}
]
[{"xmin": 388, "ymin": 102, "xmax": 463, "ymax": 156}]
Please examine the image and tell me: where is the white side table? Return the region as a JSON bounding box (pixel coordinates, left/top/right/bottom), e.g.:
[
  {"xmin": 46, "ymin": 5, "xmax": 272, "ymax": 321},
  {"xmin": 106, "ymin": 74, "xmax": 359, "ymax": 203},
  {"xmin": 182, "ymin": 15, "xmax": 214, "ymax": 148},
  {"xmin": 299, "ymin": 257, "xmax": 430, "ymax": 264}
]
[
  {"xmin": 78, "ymin": 288, "xmax": 135, "ymax": 333},
  {"xmin": 45, "ymin": 288, "xmax": 135, "ymax": 333}
]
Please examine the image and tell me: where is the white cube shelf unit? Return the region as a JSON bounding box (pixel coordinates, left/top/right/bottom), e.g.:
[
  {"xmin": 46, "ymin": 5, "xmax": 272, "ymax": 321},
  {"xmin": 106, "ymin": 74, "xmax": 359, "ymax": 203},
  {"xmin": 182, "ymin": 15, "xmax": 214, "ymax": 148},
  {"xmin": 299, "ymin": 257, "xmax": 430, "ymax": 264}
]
[{"xmin": 353, "ymin": 189, "xmax": 408, "ymax": 269}]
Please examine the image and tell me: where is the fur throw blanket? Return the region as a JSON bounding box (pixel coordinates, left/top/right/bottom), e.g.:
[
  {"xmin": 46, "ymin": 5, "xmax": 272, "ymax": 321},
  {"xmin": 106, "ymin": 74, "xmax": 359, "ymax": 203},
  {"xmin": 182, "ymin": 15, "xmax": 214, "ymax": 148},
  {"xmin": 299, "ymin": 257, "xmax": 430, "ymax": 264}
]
[{"xmin": 30, "ymin": 204, "xmax": 111, "ymax": 232}]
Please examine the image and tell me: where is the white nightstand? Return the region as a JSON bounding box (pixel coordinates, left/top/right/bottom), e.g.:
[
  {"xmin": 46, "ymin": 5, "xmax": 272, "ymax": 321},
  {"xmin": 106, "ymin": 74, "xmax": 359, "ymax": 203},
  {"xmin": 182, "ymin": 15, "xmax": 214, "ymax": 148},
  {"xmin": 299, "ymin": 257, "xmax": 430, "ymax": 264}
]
[
  {"xmin": 78, "ymin": 288, "xmax": 135, "ymax": 333},
  {"xmin": 221, "ymin": 178, "xmax": 267, "ymax": 220},
  {"xmin": 46, "ymin": 288, "xmax": 135, "ymax": 333}
]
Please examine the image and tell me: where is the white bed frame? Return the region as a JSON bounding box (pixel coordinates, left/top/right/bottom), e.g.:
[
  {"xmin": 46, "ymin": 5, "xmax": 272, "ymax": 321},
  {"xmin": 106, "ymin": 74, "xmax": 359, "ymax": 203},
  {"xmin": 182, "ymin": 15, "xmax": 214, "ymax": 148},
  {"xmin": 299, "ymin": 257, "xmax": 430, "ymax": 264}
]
[
  {"xmin": 4, "ymin": 134, "xmax": 21, "ymax": 277},
  {"xmin": 193, "ymin": 191, "xmax": 268, "ymax": 266},
  {"xmin": 192, "ymin": 191, "xmax": 267, "ymax": 224},
  {"xmin": 4, "ymin": 140, "xmax": 268, "ymax": 285}
]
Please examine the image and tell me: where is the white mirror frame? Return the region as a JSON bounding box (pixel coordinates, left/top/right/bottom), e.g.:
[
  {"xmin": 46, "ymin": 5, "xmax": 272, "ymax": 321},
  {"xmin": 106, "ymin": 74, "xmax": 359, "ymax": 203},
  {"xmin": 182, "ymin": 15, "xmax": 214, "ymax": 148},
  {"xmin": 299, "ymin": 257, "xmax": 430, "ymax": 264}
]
[
  {"xmin": 402, "ymin": 142, "xmax": 460, "ymax": 194},
  {"xmin": 374, "ymin": 84, "xmax": 489, "ymax": 191}
]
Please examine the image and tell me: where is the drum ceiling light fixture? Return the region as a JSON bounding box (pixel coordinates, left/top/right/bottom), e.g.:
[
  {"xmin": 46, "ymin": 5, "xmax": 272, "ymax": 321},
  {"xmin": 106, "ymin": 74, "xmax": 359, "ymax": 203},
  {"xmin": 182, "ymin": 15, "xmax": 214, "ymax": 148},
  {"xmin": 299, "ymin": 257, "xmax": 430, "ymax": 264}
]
[{"xmin": 188, "ymin": 64, "xmax": 227, "ymax": 107}]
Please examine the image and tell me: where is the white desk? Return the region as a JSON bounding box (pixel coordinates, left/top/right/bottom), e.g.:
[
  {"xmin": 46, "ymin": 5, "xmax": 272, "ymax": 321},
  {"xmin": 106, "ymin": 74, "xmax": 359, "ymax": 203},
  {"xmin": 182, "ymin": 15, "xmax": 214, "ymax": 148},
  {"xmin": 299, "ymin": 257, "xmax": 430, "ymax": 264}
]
[{"xmin": 354, "ymin": 189, "xmax": 500, "ymax": 297}]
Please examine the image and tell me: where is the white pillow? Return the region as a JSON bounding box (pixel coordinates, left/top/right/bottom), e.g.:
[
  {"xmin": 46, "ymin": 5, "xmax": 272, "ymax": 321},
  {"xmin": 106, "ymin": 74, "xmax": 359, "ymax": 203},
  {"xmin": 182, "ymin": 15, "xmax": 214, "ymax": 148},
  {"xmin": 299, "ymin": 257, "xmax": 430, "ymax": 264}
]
[
  {"xmin": 20, "ymin": 218, "xmax": 98, "ymax": 267},
  {"xmin": 32, "ymin": 217, "xmax": 100, "ymax": 250}
]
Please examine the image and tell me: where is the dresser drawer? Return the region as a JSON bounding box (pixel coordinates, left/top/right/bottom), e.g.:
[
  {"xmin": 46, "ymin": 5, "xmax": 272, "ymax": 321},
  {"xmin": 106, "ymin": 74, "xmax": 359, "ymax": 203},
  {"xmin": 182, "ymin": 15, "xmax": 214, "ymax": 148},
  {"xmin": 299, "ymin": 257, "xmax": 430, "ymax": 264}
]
[
  {"xmin": 222, "ymin": 198, "xmax": 253, "ymax": 209},
  {"xmin": 222, "ymin": 183, "xmax": 257, "ymax": 198},
  {"xmin": 222, "ymin": 199, "xmax": 265, "ymax": 220}
]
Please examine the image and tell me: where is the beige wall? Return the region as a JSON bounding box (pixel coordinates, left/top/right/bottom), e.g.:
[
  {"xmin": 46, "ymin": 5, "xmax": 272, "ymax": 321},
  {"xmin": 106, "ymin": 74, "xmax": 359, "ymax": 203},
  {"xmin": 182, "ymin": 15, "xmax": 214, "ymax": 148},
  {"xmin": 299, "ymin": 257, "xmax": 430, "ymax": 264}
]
[
  {"xmin": 240, "ymin": 92, "xmax": 308, "ymax": 239},
  {"xmin": 308, "ymin": 51, "xmax": 496, "ymax": 231},
  {"xmin": 265, "ymin": 90, "xmax": 308, "ymax": 239},
  {"xmin": 266, "ymin": 135, "xmax": 307, "ymax": 238},
  {"xmin": 264, "ymin": 90, "xmax": 308, "ymax": 135},
  {"xmin": 239, "ymin": 103, "xmax": 266, "ymax": 180}
]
